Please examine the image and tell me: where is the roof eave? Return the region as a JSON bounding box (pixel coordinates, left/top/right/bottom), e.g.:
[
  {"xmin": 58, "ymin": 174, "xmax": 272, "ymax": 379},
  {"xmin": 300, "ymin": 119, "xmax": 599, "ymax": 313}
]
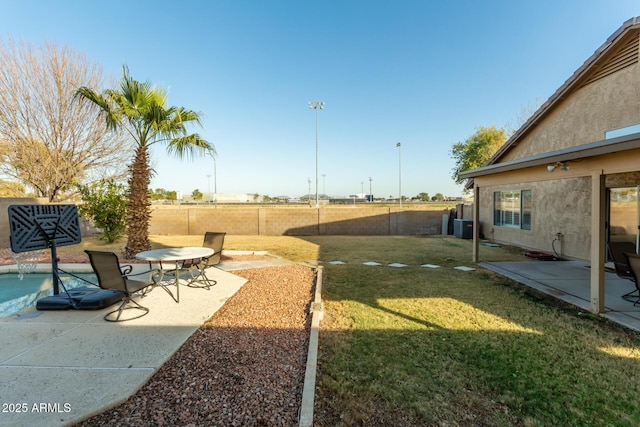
[{"xmin": 459, "ymin": 132, "xmax": 640, "ymax": 180}]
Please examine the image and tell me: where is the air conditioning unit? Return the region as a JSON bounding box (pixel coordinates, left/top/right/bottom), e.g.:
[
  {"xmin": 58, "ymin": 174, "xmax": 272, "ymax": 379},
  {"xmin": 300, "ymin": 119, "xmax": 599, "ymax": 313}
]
[{"xmin": 454, "ymin": 219, "xmax": 473, "ymax": 239}]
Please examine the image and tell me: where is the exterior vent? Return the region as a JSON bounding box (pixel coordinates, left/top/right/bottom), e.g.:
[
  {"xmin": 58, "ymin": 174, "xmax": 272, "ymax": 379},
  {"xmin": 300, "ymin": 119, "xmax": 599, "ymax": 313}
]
[{"xmin": 581, "ymin": 32, "xmax": 639, "ymax": 87}]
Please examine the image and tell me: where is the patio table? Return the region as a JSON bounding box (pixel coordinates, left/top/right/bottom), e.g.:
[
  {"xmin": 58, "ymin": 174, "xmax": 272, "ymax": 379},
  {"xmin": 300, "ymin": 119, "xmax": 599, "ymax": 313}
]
[{"xmin": 135, "ymin": 247, "xmax": 214, "ymax": 303}]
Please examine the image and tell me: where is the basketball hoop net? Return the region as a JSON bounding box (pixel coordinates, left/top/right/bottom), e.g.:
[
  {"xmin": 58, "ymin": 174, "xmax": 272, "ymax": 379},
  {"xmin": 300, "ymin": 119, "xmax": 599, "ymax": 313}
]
[{"xmin": 6, "ymin": 247, "xmax": 42, "ymax": 279}]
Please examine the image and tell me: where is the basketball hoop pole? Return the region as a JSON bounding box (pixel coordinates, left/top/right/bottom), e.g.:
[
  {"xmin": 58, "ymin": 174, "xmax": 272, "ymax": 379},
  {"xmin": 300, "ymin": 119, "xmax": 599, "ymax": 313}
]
[{"xmin": 34, "ymin": 217, "xmax": 62, "ymax": 295}]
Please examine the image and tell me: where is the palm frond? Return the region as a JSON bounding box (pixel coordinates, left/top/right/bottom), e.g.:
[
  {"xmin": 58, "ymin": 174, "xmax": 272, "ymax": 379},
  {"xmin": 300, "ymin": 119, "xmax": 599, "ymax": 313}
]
[
  {"xmin": 165, "ymin": 134, "xmax": 212, "ymax": 160},
  {"xmin": 147, "ymin": 101, "xmax": 172, "ymax": 129},
  {"xmin": 74, "ymin": 86, "xmax": 119, "ymax": 130},
  {"xmin": 174, "ymin": 107, "xmax": 204, "ymax": 127}
]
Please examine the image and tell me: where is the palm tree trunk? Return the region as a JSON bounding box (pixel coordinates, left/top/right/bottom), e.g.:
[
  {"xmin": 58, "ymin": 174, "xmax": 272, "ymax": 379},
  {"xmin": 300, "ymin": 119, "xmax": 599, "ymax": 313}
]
[{"xmin": 125, "ymin": 145, "xmax": 151, "ymax": 258}]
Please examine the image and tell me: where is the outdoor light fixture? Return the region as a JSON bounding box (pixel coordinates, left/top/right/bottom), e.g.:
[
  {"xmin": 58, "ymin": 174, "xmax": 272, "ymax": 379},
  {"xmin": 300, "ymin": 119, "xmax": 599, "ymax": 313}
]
[{"xmin": 547, "ymin": 161, "xmax": 570, "ymax": 172}]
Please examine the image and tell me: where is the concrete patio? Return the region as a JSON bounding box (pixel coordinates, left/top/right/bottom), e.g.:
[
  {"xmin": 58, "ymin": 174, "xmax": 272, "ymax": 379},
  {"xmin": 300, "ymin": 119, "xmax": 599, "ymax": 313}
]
[
  {"xmin": 480, "ymin": 259, "xmax": 640, "ymax": 332},
  {"xmin": 0, "ymin": 261, "xmax": 253, "ymax": 427}
]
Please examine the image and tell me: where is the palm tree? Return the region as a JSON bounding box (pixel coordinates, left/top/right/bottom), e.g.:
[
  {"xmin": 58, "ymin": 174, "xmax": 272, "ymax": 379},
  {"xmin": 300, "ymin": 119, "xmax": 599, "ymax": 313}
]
[{"xmin": 75, "ymin": 66, "xmax": 213, "ymax": 257}]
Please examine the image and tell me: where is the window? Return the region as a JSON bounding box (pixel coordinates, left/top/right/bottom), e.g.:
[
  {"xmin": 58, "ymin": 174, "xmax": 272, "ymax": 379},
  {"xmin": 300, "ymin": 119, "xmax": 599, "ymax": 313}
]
[
  {"xmin": 605, "ymin": 122, "xmax": 640, "ymax": 139},
  {"xmin": 494, "ymin": 190, "xmax": 531, "ymax": 230}
]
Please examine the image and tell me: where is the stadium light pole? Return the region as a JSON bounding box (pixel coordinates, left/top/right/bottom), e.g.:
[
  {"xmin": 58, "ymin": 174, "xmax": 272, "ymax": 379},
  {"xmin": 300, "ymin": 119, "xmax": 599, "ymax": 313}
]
[
  {"xmin": 397, "ymin": 142, "xmax": 402, "ymax": 208},
  {"xmin": 308, "ymin": 100, "xmax": 325, "ymax": 208},
  {"xmin": 207, "ymin": 148, "xmax": 218, "ymax": 208}
]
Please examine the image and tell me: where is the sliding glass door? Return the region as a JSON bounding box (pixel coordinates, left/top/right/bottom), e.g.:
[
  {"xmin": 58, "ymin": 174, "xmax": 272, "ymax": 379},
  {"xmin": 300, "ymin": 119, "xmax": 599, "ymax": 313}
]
[{"xmin": 608, "ymin": 187, "xmax": 639, "ymax": 251}]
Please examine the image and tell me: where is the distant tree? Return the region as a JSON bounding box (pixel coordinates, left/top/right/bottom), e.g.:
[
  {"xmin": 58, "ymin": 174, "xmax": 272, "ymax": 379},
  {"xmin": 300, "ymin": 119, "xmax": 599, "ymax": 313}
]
[
  {"xmin": 0, "ymin": 38, "xmax": 131, "ymax": 201},
  {"xmin": 433, "ymin": 193, "xmax": 444, "ymax": 201},
  {"xmin": 191, "ymin": 189, "xmax": 203, "ymax": 203},
  {"xmin": 166, "ymin": 191, "xmax": 177, "ymax": 203},
  {"xmin": 76, "ymin": 66, "xmax": 212, "ymax": 257},
  {"xmin": 450, "ymin": 125, "xmax": 507, "ymax": 185},
  {"xmin": 417, "ymin": 192, "xmax": 430, "ymax": 202},
  {"xmin": 77, "ymin": 180, "xmax": 127, "ymax": 243},
  {"xmin": 150, "ymin": 188, "xmax": 168, "ymax": 201}
]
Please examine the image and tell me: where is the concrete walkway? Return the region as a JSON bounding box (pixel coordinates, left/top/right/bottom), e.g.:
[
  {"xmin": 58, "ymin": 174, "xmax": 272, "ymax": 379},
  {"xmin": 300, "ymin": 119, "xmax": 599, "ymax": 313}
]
[
  {"xmin": 0, "ymin": 262, "xmax": 250, "ymax": 427},
  {"xmin": 481, "ymin": 260, "xmax": 640, "ymax": 332}
]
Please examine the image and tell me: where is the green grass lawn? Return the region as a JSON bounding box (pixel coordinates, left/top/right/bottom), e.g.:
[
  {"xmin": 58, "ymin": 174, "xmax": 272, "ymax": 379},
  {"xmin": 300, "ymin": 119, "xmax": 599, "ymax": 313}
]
[
  {"xmin": 67, "ymin": 234, "xmax": 640, "ymax": 426},
  {"xmin": 297, "ymin": 236, "xmax": 640, "ymax": 427}
]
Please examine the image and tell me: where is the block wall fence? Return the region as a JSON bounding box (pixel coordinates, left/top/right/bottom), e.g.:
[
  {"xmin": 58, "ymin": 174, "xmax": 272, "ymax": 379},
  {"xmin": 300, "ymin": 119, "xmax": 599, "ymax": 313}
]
[
  {"xmin": 148, "ymin": 206, "xmax": 470, "ymax": 236},
  {"xmin": 0, "ymin": 200, "xmax": 473, "ymax": 245}
]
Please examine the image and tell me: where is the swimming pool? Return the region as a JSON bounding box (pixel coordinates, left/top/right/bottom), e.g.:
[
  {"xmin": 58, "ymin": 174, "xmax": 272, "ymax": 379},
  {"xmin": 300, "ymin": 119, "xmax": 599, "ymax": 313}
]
[{"xmin": 0, "ymin": 272, "xmax": 97, "ymax": 317}]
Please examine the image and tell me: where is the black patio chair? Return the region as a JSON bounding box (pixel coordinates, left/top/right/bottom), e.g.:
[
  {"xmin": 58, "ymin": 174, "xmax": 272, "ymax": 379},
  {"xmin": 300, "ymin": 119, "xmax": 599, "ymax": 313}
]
[
  {"xmin": 622, "ymin": 252, "xmax": 640, "ymax": 306},
  {"xmin": 181, "ymin": 231, "xmax": 226, "ymax": 290},
  {"xmin": 85, "ymin": 250, "xmax": 155, "ymax": 321},
  {"xmin": 606, "ymin": 241, "xmax": 638, "ymax": 301}
]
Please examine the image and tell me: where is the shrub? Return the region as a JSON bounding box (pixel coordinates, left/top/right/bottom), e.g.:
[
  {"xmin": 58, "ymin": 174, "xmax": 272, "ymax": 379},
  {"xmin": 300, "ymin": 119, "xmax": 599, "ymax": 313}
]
[{"xmin": 78, "ymin": 180, "xmax": 127, "ymax": 243}]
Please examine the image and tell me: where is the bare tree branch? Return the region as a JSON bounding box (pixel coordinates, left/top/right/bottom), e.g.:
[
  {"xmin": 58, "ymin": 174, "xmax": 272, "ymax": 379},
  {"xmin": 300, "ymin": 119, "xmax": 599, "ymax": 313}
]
[{"xmin": 0, "ymin": 38, "xmax": 133, "ymax": 201}]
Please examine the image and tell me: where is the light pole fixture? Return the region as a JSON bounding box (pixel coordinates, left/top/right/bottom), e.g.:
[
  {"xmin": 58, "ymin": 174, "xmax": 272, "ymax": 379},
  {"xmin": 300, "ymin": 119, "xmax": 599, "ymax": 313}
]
[
  {"xmin": 369, "ymin": 177, "xmax": 372, "ymax": 202},
  {"xmin": 396, "ymin": 142, "xmax": 402, "ymax": 208},
  {"xmin": 308, "ymin": 100, "xmax": 325, "ymax": 208}
]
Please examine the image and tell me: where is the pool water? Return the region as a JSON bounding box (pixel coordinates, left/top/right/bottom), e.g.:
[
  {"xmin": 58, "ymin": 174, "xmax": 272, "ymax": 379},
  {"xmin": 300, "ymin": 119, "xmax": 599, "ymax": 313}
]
[{"xmin": 0, "ymin": 272, "xmax": 97, "ymax": 317}]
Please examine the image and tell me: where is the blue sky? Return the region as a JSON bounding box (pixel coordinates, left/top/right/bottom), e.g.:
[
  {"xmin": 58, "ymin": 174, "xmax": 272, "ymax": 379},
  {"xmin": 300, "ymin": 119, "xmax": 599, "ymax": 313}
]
[{"xmin": 1, "ymin": 1, "xmax": 638, "ymax": 199}]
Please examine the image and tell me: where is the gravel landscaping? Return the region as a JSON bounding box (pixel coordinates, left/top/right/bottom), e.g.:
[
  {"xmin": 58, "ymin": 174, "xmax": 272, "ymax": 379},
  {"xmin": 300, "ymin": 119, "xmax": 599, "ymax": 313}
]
[{"xmin": 70, "ymin": 260, "xmax": 316, "ymax": 426}]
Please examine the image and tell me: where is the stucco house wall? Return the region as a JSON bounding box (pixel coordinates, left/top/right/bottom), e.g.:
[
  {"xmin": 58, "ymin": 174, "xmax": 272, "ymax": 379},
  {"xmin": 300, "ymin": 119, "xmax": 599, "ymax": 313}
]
[{"xmin": 467, "ymin": 19, "xmax": 640, "ymax": 262}]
